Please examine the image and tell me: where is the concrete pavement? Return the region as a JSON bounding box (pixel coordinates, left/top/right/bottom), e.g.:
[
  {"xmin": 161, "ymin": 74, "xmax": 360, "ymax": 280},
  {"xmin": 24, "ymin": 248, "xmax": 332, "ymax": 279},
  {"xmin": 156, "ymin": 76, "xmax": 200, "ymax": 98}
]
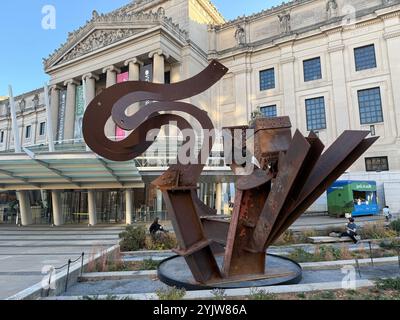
[{"xmin": 0, "ymin": 225, "xmax": 123, "ymax": 299}]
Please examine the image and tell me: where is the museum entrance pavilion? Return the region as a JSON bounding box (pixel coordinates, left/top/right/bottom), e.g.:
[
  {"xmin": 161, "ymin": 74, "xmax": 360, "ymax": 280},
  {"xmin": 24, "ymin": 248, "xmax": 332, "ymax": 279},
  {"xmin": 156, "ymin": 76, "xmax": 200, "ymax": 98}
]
[{"xmin": 0, "ymin": 138, "xmax": 234, "ymax": 226}]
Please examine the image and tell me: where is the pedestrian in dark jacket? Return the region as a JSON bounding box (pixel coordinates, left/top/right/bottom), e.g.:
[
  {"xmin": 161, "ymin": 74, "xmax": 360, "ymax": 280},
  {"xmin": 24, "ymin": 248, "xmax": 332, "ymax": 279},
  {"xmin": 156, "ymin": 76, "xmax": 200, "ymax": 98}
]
[{"xmin": 341, "ymin": 218, "xmax": 359, "ymax": 244}]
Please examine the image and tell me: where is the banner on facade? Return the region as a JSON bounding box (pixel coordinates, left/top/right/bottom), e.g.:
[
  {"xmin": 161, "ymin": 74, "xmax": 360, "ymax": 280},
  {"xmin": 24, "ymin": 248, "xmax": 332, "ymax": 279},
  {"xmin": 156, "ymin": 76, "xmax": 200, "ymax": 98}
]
[
  {"xmin": 140, "ymin": 64, "xmax": 153, "ymax": 108},
  {"xmin": 115, "ymin": 72, "xmax": 129, "ymax": 140},
  {"xmin": 57, "ymin": 89, "xmax": 66, "ymax": 142},
  {"xmin": 74, "ymin": 85, "xmax": 85, "ymax": 140}
]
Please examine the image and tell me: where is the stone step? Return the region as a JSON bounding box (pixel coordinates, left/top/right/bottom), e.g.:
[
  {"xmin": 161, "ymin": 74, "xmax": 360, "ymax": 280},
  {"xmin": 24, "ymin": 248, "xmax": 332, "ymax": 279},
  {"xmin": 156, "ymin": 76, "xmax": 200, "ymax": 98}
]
[{"xmin": 308, "ymin": 236, "xmax": 353, "ymax": 244}]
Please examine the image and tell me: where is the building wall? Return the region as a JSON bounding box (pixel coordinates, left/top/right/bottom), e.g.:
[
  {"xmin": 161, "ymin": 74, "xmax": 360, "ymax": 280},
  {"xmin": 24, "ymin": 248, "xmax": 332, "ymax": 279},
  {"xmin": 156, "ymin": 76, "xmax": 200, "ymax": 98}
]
[
  {"xmin": 1, "ymin": 0, "xmax": 400, "ymax": 215},
  {"xmin": 0, "ymin": 90, "xmax": 48, "ymax": 152},
  {"xmin": 212, "ymin": 0, "xmax": 400, "ymax": 173}
]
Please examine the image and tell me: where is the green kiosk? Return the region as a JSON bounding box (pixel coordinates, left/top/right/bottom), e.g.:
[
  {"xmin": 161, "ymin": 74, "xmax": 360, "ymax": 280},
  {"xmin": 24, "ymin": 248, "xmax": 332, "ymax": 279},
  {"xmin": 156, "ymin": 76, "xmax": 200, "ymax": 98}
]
[{"xmin": 327, "ymin": 180, "xmax": 379, "ymax": 218}]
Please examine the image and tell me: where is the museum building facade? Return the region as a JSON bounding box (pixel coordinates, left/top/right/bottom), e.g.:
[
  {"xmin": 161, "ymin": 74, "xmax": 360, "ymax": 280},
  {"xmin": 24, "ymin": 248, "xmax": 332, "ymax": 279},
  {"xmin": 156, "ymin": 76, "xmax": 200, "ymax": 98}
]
[{"xmin": 0, "ymin": 0, "xmax": 399, "ymax": 226}]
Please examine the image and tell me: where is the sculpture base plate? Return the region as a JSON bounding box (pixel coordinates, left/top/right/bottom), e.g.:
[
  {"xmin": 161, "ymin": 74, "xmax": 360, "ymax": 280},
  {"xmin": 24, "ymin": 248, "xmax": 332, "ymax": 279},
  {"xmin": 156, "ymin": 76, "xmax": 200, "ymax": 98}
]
[{"xmin": 158, "ymin": 254, "xmax": 302, "ymax": 290}]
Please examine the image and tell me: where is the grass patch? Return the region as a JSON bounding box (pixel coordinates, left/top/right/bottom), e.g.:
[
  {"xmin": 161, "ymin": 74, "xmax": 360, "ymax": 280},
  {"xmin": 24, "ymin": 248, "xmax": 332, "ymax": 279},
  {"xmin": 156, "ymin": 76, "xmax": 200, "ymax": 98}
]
[
  {"xmin": 376, "ymin": 278, "xmax": 400, "ymax": 291},
  {"xmin": 139, "ymin": 259, "xmax": 160, "ymax": 271},
  {"xmin": 248, "ymin": 288, "xmax": 277, "ymax": 300},
  {"xmin": 359, "ymin": 222, "xmax": 397, "ymax": 240},
  {"xmin": 156, "ymin": 287, "xmax": 186, "ymax": 300},
  {"xmin": 243, "ymin": 280, "xmax": 400, "ymax": 300}
]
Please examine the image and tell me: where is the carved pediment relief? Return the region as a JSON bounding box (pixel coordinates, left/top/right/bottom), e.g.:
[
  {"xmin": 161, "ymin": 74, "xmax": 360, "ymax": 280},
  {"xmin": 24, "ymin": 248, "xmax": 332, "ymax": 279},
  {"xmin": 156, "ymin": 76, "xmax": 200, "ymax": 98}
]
[
  {"xmin": 59, "ymin": 28, "xmax": 144, "ymax": 64},
  {"xmin": 44, "ymin": 7, "xmax": 188, "ymax": 70}
]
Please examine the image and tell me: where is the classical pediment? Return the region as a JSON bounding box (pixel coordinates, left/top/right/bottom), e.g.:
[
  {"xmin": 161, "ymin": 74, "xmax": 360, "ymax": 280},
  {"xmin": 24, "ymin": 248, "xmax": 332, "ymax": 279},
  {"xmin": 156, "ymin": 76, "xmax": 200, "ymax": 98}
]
[
  {"xmin": 59, "ymin": 28, "xmax": 145, "ymax": 64},
  {"xmin": 44, "ymin": 7, "xmax": 188, "ymax": 70}
]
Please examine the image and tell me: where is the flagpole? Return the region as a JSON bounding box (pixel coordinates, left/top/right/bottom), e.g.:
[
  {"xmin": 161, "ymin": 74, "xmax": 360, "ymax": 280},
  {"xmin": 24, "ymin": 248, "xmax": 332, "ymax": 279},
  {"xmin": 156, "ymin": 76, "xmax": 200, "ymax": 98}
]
[
  {"xmin": 44, "ymin": 83, "xmax": 55, "ymax": 152},
  {"xmin": 8, "ymin": 85, "xmax": 21, "ymax": 153}
]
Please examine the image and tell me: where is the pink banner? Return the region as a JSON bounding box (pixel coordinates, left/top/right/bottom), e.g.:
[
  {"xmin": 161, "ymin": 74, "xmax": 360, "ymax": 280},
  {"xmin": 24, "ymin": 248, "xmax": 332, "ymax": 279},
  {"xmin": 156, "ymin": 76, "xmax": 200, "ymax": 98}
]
[{"xmin": 116, "ymin": 72, "xmax": 129, "ymax": 140}]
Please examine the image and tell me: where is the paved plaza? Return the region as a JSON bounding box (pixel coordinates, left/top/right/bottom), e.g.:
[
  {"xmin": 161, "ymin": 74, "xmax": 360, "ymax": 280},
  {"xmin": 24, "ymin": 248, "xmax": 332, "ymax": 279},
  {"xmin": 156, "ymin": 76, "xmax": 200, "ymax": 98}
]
[{"xmin": 0, "ymin": 225, "xmax": 123, "ymax": 299}]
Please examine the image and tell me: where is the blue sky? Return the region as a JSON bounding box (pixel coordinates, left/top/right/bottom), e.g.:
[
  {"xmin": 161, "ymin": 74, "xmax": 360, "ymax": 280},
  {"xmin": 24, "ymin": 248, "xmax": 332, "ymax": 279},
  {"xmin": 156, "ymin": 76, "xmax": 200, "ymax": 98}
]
[{"xmin": 0, "ymin": 1, "xmax": 281, "ymax": 96}]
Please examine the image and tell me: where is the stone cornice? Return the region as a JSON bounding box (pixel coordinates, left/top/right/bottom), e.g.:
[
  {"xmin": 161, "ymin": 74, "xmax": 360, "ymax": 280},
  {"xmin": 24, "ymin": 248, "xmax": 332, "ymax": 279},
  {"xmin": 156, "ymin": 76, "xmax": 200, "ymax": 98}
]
[
  {"xmin": 43, "ymin": 8, "xmax": 188, "ymax": 70},
  {"xmin": 214, "ymin": 5, "xmax": 400, "ymax": 59},
  {"xmin": 328, "ymin": 44, "xmax": 345, "ymax": 53},
  {"xmin": 384, "ymin": 30, "xmax": 400, "ymax": 39},
  {"xmin": 215, "ymin": 0, "xmax": 314, "ymax": 30},
  {"xmin": 279, "ymin": 56, "xmax": 296, "ymax": 64}
]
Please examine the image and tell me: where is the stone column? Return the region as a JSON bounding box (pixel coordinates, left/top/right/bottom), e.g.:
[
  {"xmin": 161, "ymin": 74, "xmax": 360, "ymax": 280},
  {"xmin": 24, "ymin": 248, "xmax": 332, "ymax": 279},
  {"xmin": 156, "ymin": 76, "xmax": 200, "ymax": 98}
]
[
  {"xmin": 50, "ymin": 85, "xmax": 61, "ymax": 140},
  {"xmin": 17, "ymin": 191, "xmax": 32, "ymax": 226},
  {"xmin": 149, "ymin": 50, "xmax": 169, "ymax": 84},
  {"xmin": 63, "ymin": 80, "xmax": 79, "ymax": 142},
  {"xmin": 51, "ymin": 190, "xmax": 63, "ymax": 226},
  {"xmin": 149, "ymin": 50, "xmax": 169, "ymax": 148},
  {"xmin": 125, "ymin": 58, "xmax": 143, "ymax": 81},
  {"xmin": 103, "ymin": 66, "xmax": 121, "ymax": 138},
  {"xmin": 125, "ymin": 189, "xmax": 134, "ymax": 225},
  {"xmin": 88, "ymin": 190, "xmax": 97, "ymax": 226},
  {"xmin": 216, "ymin": 183, "xmax": 223, "ymax": 215},
  {"xmin": 156, "ymin": 190, "xmax": 163, "ymax": 213},
  {"xmin": 103, "ymin": 65, "xmax": 120, "ymax": 88},
  {"xmin": 82, "ymin": 73, "xmax": 99, "ymax": 107}
]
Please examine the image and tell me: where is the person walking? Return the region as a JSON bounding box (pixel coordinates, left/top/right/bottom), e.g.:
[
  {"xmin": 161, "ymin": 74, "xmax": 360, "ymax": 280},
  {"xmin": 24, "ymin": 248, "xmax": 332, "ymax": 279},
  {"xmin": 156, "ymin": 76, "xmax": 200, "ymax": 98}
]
[{"xmin": 383, "ymin": 206, "xmax": 392, "ymax": 222}]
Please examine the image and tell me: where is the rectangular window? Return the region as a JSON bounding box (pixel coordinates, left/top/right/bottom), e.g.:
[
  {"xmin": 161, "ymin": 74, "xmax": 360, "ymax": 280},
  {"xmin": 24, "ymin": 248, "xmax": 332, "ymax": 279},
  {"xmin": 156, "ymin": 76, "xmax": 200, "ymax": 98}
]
[
  {"xmin": 39, "ymin": 122, "xmax": 46, "ymax": 136},
  {"xmin": 354, "ymin": 44, "xmax": 377, "ymax": 71},
  {"xmin": 260, "ymin": 105, "xmax": 277, "ymax": 118},
  {"xmin": 358, "ymin": 87, "xmax": 383, "ymax": 125},
  {"xmin": 25, "ymin": 125, "xmax": 31, "ymax": 139},
  {"xmin": 259, "ymin": 68, "xmax": 275, "ymax": 91},
  {"xmin": 0, "ymin": 131, "xmax": 4, "ymax": 144},
  {"xmin": 303, "ymin": 57, "xmax": 322, "ymax": 82},
  {"xmin": 365, "ymin": 157, "xmax": 389, "ymax": 172},
  {"xmin": 305, "ymin": 97, "xmax": 327, "ymax": 131}
]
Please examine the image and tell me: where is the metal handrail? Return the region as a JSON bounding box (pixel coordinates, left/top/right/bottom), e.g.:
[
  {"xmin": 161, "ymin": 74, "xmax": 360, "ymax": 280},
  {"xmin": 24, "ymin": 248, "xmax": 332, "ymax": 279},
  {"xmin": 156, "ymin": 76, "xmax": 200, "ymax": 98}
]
[{"xmin": 45, "ymin": 252, "xmax": 85, "ymax": 297}]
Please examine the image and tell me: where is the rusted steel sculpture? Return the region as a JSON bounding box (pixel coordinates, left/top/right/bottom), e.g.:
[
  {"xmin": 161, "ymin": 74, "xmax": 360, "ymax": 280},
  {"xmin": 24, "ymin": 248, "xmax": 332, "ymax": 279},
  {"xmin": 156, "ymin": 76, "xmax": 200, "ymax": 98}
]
[{"xmin": 83, "ymin": 60, "xmax": 378, "ymax": 285}]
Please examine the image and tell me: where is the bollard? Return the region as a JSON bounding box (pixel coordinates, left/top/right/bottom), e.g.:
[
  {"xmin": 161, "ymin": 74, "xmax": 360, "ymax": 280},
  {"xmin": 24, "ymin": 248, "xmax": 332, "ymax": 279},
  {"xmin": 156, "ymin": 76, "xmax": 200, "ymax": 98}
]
[
  {"xmin": 355, "ymin": 258, "xmax": 362, "ymax": 278},
  {"xmin": 368, "ymin": 241, "xmax": 374, "ymax": 267},
  {"xmin": 81, "ymin": 252, "xmax": 85, "ymax": 276},
  {"xmin": 65, "ymin": 259, "xmax": 71, "ymax": 293}
]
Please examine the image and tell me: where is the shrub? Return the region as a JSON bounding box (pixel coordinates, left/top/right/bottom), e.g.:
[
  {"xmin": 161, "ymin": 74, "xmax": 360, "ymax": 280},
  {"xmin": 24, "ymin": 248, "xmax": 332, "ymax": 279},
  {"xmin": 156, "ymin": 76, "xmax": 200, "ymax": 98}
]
[
  {"xmin": 211, "ymin": 289, "xmax": 227, "ymax": 300},
  {"xmin": 298, "ymin": 229, "xmax": 317, "ymax": 243},
  {"xmin": 146, "ymin": 233, "xmax": 178, "ymax": 251},
  {"xmin": 249, "ymin": 288, "xmax": 277, "ymax": 300},
  {"xmin": 287, "ymin": 248, "xmax": 315, "ymax": 263},
  {"xmin": 380, "ymin": 239, "xmax": 400, "ymax": 250},
  {"xmin": 119, "ymin": 226, "xmax": 147, "ymax": 252},
  {"xmin": 140, "ymin": 259, "xmax": 160, "ymax": 271},
  {"xmin": 311, "ymin": 291, "xmax": 336, "ymax": 300},
  {"xmin": 359, "ymin": 222, "xmax": 397, "ymax": 240},
  {"xmin": 156, "ymin": 287, "xmax": 186, "ymax": 300},
  {"xmin": 389, "ymin": 219, "xmax": 400, "ymax": 234},
  {"xmin": 274, "ymin": 230, "xmax": 296, "ymax": 246},
  {"xmin": 376, "ymin": 278, "xmax": 400, "ymax": 291}
]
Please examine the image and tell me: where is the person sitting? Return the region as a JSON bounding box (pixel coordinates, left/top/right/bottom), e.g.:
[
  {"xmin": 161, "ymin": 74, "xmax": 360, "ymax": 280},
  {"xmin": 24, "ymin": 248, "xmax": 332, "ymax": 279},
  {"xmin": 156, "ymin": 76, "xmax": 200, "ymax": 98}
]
[
  {"xmin": 341, "ymin": 217, "xmax": 359, "ymax": 244},
  {"xmin": 149, "ymin": 217, "xmax": 166, "ymax": 236}
]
